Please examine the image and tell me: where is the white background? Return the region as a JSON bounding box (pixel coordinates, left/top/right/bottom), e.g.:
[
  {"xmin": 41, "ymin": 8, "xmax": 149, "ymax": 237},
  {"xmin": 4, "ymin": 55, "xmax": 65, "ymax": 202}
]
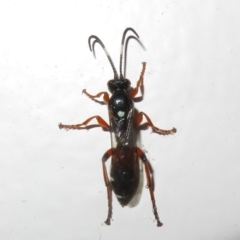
[{"xmin": 0, "ymin": 0, "xmax": 240, "ymax": 239}]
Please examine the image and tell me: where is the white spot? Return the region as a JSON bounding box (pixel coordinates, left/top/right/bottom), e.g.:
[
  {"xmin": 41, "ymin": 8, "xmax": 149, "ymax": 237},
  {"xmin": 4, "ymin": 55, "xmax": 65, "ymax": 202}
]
[
  {"xmin": 115, "ymin": 194, "xmax": 125, "ymax": 199},
  {"xmin": 110, "ymin": 177, "xmax": 115, "ymax": 182},
  {"xmin": 118, "ymin": 111, "xmax": 125, "ymax": 118},
  {"xmin": 116, "ymin": 99, "xmax": 121, "ymax": 104}
]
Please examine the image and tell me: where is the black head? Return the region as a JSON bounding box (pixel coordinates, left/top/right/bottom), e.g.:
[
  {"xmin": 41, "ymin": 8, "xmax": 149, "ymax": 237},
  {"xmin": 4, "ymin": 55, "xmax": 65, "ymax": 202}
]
[{"xmin": 108, "ymin": 78, "xmax": 131, "ymax": 93}]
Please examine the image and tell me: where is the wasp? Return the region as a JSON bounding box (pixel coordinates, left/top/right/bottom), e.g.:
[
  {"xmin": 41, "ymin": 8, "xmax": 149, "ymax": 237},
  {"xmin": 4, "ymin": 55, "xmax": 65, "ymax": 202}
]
[{"xmin": 59, "ymin": 28, "xmax": 176, "ymax": 227}]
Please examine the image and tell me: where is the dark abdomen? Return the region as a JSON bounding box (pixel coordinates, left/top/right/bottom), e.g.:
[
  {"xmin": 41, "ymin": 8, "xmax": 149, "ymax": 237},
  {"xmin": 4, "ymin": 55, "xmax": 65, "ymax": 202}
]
[{"xmin": 110, "ymin": 147, "xmax": 139, "ymax": 206}]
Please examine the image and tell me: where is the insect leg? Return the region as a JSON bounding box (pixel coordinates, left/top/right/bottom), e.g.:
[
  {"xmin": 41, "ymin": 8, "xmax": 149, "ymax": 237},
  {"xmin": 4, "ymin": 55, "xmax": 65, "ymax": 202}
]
[
  {"xmin": 136, "ymin": 147, "xmax": 163, "ymax": 227},
  {"xmin": 135, "ymin": 112, "xmax": 176, "ymax": 135},
  {"xmin": 59, "ymin": 116, "xmax": 110, "ymax": 130},
  {"xmin": 130, "ymin": 62, "xmax": 146, "ymax": 99},
  {"xmin": 102, "ymin": 148, "xmax": 114, "ymax": 225},
  {"xmin": 82, "ymin": 89, "xmax": 109, "ymax": 103}
]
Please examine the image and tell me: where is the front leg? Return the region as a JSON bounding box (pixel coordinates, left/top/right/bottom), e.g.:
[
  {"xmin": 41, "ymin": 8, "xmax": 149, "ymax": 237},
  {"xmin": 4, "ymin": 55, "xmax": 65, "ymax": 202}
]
[
  {"xmin": 82, "ymin": 89, "xmax": 109, "ymax": 104},
  {"xmin": 130, "ymin": 62, "xmax": 146, "ymax": 99}
]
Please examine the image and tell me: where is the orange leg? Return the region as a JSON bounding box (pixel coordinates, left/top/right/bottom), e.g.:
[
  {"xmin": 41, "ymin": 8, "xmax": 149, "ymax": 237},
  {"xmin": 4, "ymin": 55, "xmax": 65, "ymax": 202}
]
[
  {"xmin": 136, "ymin": 147, "xmax": 163, "ymax": 227},
  {"xmin": 130, "ymin": 62, "xmax": 146, "ymax": 99},
  {"xmin": 59, "ymin": 116, "xmax": 109, "ymax": 130},
  {"xmin": 135, "ymin": 112, "xmax": 177, "ymax": 135},
  {"xmin": 102, "ymin": 148, "xmax": 114, "ymax": 225},
  {"xmin": 82, "ymin": 89, "xmax": 109, "ymax": 103}
]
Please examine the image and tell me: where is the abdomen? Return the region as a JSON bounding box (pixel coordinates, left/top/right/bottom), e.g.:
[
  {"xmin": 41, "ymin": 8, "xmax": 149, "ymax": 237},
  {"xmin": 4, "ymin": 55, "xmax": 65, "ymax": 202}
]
[{"xmin": 110, "ymin": 147, "xmax": 139, "ymax": 206}]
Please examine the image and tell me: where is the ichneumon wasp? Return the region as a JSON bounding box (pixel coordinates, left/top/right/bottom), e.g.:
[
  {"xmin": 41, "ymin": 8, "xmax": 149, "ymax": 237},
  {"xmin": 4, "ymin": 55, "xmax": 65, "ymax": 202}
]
[{"xmin": 59, "ymin": 28, "xmax": 176, "ymax": 227}]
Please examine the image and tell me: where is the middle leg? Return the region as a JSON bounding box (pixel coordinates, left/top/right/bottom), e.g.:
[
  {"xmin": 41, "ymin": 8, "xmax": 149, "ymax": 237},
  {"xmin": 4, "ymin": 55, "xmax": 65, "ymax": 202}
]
[
  {"xmin": 59, "ymin": 115, "xmax": 110, "ymax": 130},
  {"xmin": 135, "ymin": 112, "xmax": 176, "ymax": 135}
]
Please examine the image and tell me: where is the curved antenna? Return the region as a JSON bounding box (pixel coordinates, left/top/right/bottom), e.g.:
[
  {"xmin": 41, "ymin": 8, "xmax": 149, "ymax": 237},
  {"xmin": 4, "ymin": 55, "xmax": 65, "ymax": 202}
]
[
  {"xmin": 88, "ymin": 35, "xmax": 118, "ymax": 79},
  {"xmin": 119, "ymin": 28, "xmax": 139, "ymax": 78},
  {"xmin": 123, "ymin": 35, "xmax": 145, "ymax": 78}
]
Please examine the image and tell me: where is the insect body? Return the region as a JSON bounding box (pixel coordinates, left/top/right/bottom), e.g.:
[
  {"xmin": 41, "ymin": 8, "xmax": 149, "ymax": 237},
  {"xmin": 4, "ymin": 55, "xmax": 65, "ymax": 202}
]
[{"xmin": 59, "ymin": 28, "xmax": 176, "ymax": 227}]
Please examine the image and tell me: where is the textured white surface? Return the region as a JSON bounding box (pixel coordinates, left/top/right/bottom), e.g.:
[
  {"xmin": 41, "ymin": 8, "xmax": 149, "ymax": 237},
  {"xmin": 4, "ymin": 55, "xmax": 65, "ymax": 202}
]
[{"xmin": 1, "ymin": 1, "xmax": 240, "ymax": 239}]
